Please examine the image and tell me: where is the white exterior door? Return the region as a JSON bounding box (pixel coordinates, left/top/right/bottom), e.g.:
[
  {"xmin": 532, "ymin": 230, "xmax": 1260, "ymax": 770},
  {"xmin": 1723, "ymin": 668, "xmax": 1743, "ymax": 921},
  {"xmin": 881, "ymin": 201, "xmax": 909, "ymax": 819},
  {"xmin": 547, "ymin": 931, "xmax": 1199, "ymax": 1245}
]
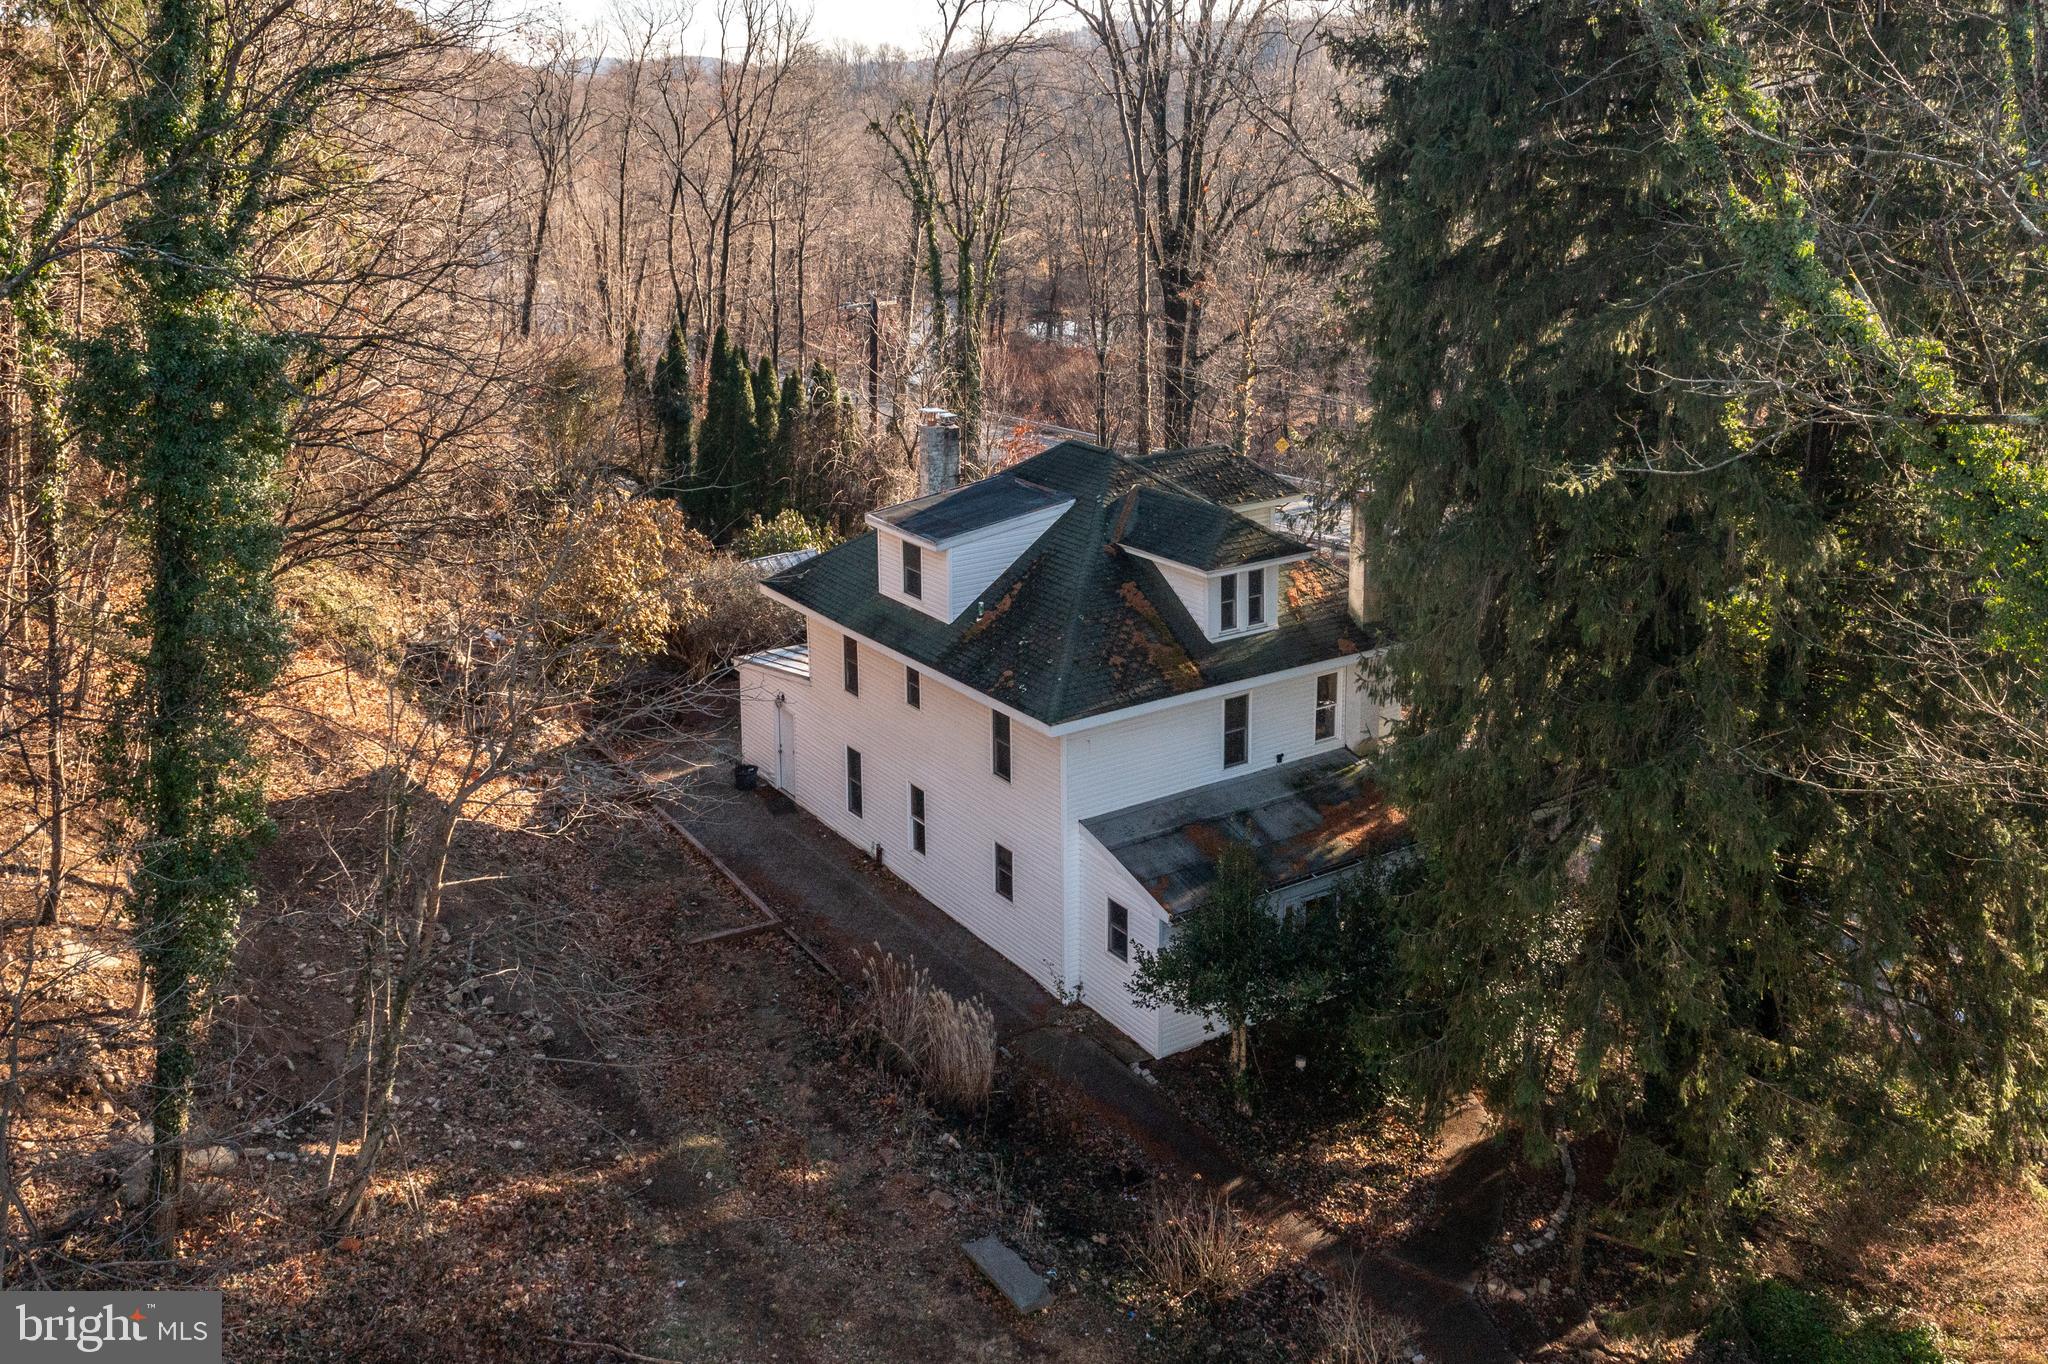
[{"xmin": 775, "ymin": 703, "xmax": 797, "ymax": 791}]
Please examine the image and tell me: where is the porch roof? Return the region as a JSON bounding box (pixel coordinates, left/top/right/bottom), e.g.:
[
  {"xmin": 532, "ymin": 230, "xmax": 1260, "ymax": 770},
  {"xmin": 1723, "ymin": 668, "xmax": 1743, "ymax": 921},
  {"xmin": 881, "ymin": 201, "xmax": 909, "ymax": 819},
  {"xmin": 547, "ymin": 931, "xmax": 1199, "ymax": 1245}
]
[{"xmin": 1080, "ymin": 749, "xmax": 1407, "ymax": 917}]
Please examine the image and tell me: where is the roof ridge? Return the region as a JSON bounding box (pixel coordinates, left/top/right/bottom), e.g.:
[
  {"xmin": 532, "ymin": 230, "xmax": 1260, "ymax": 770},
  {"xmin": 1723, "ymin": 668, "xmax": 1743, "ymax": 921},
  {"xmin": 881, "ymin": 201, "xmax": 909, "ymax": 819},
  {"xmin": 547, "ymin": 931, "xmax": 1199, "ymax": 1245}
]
[{"xmin": 1044, "ymin": 449, "xmax": 1130, "ymax": 721}]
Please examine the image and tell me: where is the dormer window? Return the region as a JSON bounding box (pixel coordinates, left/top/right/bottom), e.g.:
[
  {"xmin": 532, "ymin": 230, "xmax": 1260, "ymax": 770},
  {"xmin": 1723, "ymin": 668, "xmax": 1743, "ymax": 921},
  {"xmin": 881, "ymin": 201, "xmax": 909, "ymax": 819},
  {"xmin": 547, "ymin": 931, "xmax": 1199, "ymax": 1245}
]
[
  {"xmin": 1248, "ymin": 568, "xmax": 1265, "ymax": 626},
  {"xmin": 1220, "ymin": 573, "xmax": 1238, "ymax": 631},
  {"xmin": 902, "ymin": 541, "xmax": 922, "ymax": 599}
]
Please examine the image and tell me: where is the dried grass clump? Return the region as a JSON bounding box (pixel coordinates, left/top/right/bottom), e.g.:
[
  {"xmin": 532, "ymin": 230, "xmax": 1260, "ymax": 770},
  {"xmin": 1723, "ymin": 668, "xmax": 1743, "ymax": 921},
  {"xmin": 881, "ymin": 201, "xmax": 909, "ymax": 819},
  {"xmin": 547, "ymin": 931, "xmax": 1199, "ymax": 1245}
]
[
  {"xmin": 857, "ymin": 950, "xmax": 995, "ymax": 1112},
  {"xmin": 1133, "ymin": 1185, "xmax": 1255, "ymax": 1300},
  {"xmin": 1314, "ymin": 1275, "xmax": 1412, "ymax": 1363}
]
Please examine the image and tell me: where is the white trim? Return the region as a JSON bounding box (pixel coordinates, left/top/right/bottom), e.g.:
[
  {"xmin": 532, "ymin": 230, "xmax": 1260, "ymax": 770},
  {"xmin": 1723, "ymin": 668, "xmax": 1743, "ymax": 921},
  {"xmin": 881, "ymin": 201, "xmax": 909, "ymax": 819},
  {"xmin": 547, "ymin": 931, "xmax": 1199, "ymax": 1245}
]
[{"xmin": 759, "ymin": 584, "xmax": 1383, "ymax": 739}]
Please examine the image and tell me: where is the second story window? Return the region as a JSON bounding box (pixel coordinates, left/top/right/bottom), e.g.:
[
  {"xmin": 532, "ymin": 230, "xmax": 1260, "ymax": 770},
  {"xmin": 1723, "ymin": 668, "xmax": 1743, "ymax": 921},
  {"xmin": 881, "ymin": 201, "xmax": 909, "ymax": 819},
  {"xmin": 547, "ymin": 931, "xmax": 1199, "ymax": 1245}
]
[
  {"xmin": 1248, "ymin": 568, "xmax": 1265, "ymax": 626},
  {"xmin": 991, "ymin": 712, "xmax": 1012, "ymax": 781},
  {"xmin": 1220, "ymin": 572, "xmax": 1238, "ymax": 631},
  {"xmin": 842, "ymin": 636, "xmax": 859, "ymax": 695},
  {"xmin": 905, "ymin": 665, "xmax": 921, "ymax": 708},
  {"xmin": 1223, "ymin": 693, "xmax": 1249, "ymax": 767},
  {"xmin": 902, "ymin": 541, "xmax": 922, "ymax": 598},
  {"xmin": 1315, "ymin": 672, "xmax": 1337, "ymax": 741}
]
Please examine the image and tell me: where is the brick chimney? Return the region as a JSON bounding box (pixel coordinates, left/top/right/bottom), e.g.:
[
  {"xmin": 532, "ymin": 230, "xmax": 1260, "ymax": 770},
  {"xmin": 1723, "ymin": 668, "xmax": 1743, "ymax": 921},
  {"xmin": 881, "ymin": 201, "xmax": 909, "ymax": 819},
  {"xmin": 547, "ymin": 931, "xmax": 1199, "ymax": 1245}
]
[
  {"xmin": 916, "ymin": 408, "xmax": 961, "ymax": 496},
  {"xmin": 1346, "ymin": 490, "xmax": 1379, "ymax": 627}
]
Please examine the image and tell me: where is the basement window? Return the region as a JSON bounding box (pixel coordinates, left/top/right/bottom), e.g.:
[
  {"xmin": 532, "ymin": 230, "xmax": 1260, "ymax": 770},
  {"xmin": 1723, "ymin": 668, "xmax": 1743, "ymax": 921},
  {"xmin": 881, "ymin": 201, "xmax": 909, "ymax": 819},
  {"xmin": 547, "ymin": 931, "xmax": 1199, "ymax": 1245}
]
[{"xmin": 1107, "ymin": 901, "xmax": 1129, "ymax": 962}]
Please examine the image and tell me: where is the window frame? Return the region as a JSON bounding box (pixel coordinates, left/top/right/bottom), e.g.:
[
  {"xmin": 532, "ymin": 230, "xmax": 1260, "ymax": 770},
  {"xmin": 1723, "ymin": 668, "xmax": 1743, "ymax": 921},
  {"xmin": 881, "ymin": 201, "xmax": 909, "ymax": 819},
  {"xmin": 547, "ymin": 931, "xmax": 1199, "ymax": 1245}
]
[
  {"xmin": 1247, "ymin": 566, "xmax": 1265, "ymax": 626},
  {"xmin": 991, "ymin": 711, "xmax": 1012, "ymax": 782},
  {"xmin": 1219, "ymin": 571, "xmax": 1238, "ymax": 632},
  {"xmin": 1222, "ymin": 693, "xmax": 1250, "ymax": 768},
  {"xmin": 1314, "ymin": 671, "xmax": 1338, "ymax": 742},
  {"xmin": 995, "ymin": 843, "xmax": 1014, "ymax": 900},
  {"xmin": 846, "ymin": 747, "xmax": 864, "ymax": 816},
  {"xmin": 905, "ymin": 665, "xmax": 921, "ymax": 709},
  {"xmin": 901, "ymin": 540, "xmax": 923, "ymax": 599},
  {"xmin": 842, "ymin": 635, "xmax": 859, "ymax": 695},
  {"xmin": 908, "ymin": 783, "xmax": 926, "ymax": 854},
  {"xmin": 1107, "ymin": 901, "xmax": 1130, "ymax": 962}
]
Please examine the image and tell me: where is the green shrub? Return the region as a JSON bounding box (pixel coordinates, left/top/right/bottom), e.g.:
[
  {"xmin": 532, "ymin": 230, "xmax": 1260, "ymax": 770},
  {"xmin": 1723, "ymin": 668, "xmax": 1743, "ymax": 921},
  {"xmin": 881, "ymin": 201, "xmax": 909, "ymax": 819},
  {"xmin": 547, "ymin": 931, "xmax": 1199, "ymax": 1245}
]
[
  {"xmin": 1726, "ymin": 1280, "xmax": 1946, "ymax": 1364},
  {"xmin": 729, "ymin": 507, "xmax": 831, "ymax": 558}
]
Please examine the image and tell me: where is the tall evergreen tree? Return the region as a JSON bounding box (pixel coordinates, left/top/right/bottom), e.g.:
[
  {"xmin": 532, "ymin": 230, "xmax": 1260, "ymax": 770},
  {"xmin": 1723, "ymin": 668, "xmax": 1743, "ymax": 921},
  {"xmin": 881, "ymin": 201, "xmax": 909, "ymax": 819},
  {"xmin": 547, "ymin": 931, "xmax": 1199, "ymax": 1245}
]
[
  {"xmin": 1326, "ymin": 0, "xmax": 2048, "ymax": 1260},
  {"xmin": 773, "ymin": 368, "xmax": 803, "ymax": 513},
  {"xmin": 750, "ymin": 353, "xmax": 781, "ymax": 514},
  {"xmin": 649, "ymin": 315, "xmax": 694, "ymax": 497},
  {"xmin": 694, "ymin": 325, "xmax": 754, "ymax": 535}
]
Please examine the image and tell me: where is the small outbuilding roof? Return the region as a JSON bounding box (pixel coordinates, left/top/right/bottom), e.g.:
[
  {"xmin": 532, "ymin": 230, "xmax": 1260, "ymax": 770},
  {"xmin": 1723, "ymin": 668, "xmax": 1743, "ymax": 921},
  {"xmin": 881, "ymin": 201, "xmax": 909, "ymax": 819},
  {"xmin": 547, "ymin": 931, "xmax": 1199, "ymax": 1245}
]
[{"xmin": 1080, "ymin": 749, "xmax": 1408, "ymax": 916}]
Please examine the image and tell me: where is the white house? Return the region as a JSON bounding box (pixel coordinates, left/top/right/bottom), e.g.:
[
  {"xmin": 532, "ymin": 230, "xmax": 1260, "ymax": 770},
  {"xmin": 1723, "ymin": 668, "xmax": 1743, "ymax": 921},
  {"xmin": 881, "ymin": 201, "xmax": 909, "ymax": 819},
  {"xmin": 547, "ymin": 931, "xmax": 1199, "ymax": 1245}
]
[{"xmin": 733, "ymin": 441, "xmax": 1405, "ymax": 1057}]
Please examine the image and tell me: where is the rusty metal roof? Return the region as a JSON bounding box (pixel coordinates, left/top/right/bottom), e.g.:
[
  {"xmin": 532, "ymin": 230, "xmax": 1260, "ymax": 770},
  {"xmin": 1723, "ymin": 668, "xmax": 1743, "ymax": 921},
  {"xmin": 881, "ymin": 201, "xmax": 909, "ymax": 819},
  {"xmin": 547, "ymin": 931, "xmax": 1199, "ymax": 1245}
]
[{"xmin": 1080, "ymin": 749, "xmax": 1408, "ymax": 916}]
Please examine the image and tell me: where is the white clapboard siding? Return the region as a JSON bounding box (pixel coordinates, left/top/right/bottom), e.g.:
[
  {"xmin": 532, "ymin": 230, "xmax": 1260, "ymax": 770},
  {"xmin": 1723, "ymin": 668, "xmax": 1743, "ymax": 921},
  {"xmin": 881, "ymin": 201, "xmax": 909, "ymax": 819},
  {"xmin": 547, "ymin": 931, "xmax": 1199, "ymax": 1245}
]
[
  {"xmin": 875, "ymin": 529, "xmax": 951, "ymax": 621},
  {"xmin": 1073, "ymin": 828, "xmax": 1225, "ymax": 1055},
  {"xmin": 942, "ymin": 503, "xmax": 1070, "ymax": 621},
  {"xmin": 1063, "ymin": 667, "xmax": 1354, "ymax": 824},
  {"xmin": 794, "ymin": 619, "xmax": 1070, "ymax": 994}
]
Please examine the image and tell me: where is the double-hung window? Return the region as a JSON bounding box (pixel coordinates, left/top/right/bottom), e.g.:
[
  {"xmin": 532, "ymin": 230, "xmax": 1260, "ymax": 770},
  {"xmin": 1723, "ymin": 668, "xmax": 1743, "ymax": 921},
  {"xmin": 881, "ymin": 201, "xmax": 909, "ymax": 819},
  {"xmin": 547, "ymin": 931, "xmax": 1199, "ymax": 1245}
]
[
  {"xmin": 846, "ymin": 747, "xmax": 864, "ymax": 815},
  {"xmin": 991, "ymin": 712, "xmax": 1012, "ymax": 781},
  {"xmin": 995, "ymin": 844, "xmax": 1014, "ymax": 900},
  {"xmin": 1247, "ymin": 568, "xmax": 1265, "ymax": 626},
  {"xmin": 1219, "ymin": 572, "xmax": 1238, "ymax": 631},
  {"xmin": 842, "ymin": 636, "xmax": 859, "ymax": 695},
  {"xmin": 1223, "ymin": 694, "xmax": 1250, "ymax": 768},
  {"xmin": 1107, "ymin": 901, "xmax": 1130, "ymax": 962},
  {"xmin": 905, "ymin": 665, "xmax": 921, "ymax": 708},
  {"xmin": 1314, "ymin": 672, "xmax": 1338, "ymax": 741},
  {"xmin": 902, "ymin": 541, "xmax": 922, "ymax": 599},
  {"xmin": 909, "ymin": 785, "xmax": 926, "ymax": 853}
]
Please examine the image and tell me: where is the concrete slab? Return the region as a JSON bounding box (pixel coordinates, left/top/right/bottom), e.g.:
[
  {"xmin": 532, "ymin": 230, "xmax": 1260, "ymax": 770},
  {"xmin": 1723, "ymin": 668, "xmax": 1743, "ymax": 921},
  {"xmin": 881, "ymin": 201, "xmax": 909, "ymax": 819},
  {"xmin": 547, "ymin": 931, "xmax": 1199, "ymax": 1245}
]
[{"xmin": 961, "ymin": 1236, "xmax": 1051, "ymax": 1314}]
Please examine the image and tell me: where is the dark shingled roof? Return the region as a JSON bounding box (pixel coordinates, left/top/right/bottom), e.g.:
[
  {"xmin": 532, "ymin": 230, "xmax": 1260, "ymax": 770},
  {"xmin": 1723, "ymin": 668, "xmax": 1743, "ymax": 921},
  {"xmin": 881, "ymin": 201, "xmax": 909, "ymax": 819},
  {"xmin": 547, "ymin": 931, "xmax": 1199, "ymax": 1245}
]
[
  {"xmin": 1081, "ymin": 750, "xmax": 1409, "ymax": 915},
  {"xmin": 1112, "ymin": 484, "xmax": 1310, "ymax": 571},
  {"xmin": 869, "ymin": 474, "xmax": 1072, "ymax": 543},
  {"xmin": 1131, "ymin": 446, "xmax": 1297, "ymax": 506},
  {"xmin": 762, "ymin": 441, "xmax": 1374, "ymax": 726}
]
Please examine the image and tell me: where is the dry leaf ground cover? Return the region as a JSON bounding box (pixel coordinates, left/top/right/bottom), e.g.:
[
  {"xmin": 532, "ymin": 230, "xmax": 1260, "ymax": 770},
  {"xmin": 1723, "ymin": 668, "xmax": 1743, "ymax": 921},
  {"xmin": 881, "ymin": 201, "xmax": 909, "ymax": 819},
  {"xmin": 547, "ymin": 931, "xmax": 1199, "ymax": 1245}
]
[{"xmin": 3, "ymin": 646, "xmax": 1150, "ymax": 1362}]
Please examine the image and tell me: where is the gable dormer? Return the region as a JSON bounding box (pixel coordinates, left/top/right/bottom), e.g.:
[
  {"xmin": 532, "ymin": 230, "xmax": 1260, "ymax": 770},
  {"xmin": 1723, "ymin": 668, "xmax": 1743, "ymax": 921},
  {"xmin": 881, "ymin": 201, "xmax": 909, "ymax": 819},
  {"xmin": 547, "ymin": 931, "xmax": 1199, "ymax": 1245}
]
[
  {"xmin": 867, "ymin": 475, "xmax": 1074, "ymax": 623},
  {"xmin": 1111, "ymin": 485, "xmax": 1311, "ymax": 642}
]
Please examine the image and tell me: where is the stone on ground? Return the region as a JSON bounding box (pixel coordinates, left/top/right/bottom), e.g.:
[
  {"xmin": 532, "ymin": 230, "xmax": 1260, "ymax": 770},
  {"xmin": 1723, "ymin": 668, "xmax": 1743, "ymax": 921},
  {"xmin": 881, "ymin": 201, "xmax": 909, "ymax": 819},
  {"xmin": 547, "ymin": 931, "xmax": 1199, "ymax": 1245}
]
[{"xmin": 961, "ymin": 1236, "xmax": 1051, "ymax": 1313}]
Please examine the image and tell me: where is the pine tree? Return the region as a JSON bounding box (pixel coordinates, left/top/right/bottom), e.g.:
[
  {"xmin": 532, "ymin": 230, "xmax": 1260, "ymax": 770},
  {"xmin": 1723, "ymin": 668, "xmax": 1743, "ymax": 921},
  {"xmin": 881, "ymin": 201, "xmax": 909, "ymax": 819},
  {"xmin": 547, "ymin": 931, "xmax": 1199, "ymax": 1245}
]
[
  {"xmin": 750, "ymin": 353, "xmax": 781, "ymax": 515},
  {"xmin": 695, "ymin": 326, "xmax": 754, "ymax": 536},
  {"xmin": 1326, "ymin": 0, "xmax": 2048, "ymax": 1261},
  {"xmin": 649, "ymin": 316, "xmax": 694, "ymax": 497},
  {"xmin": 773, "ymin": 369, "xmax": 803, "ymax": 515}
]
